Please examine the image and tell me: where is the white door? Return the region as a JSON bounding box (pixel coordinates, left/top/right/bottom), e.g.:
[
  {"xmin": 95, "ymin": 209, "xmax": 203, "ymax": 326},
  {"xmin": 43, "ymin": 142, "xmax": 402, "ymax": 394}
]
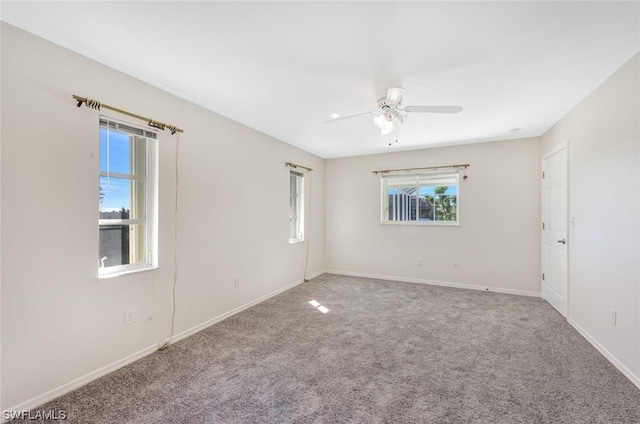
[{"xmin": 542, "ymin": 144, "xmax": 568, "ymax": 317}]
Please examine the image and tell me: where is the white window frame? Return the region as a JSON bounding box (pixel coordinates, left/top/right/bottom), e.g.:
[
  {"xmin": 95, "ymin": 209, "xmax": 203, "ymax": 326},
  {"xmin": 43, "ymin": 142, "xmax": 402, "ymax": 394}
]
[
  {"xmin": 289, "ymin": 170, "xmax": 304, "ymax": 243},
  {"xmin": 99, "ymin": 117, "xmax": 159, "ymax": 278},
  {"xmin": 381, "ymin": 171, "xmax": 460, "ymax": 226}
]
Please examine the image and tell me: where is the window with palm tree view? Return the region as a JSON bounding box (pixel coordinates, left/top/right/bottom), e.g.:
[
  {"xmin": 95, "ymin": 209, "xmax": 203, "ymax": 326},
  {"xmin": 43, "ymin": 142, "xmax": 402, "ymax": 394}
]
[{"xmin": 381, "ymin": 172, "xmax": 459, "ymax": 224}]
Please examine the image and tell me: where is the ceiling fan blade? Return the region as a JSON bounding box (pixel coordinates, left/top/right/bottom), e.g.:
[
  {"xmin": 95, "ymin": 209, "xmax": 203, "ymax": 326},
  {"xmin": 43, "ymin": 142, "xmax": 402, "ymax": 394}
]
[
  {"xmin": 386, "ymin": 88, "xmax": 406, "ymax": 106},
  {"xmin": 402, "ymin": 105, "xmax": 463, "ymax": 113},
  {"xmin": 325, "ymin": 110, "xmax": 377, "ymax": 123}
]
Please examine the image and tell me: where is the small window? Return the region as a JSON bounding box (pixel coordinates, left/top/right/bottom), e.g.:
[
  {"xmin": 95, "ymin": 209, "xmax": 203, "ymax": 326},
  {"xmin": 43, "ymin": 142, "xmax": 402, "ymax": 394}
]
[
  {"xmin": 381, "ymin": 172, "xmax": 459, "ymax": 224},
  {"xmin": 289, "ymin": 170, "xmax": 304, "ymax": 242},
  {"xmin": 99, "ymin": 118, "xmax": 158, "ymax": 277}
]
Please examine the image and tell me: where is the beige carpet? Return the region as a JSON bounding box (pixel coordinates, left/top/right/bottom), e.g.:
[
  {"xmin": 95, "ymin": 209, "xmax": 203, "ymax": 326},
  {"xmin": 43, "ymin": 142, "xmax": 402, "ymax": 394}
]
[{"xmin": 33, "ymin": 274, "xmax": 640, "ymax": 423}]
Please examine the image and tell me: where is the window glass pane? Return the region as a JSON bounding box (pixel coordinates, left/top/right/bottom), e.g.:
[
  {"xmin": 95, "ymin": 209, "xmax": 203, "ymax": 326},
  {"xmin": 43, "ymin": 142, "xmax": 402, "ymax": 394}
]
[
  {"xmin": 99, "ymin": 130, "xmax": 147, "ymax": 176},
  {"xmin": 418, "ymin": 186, "xmax": 435, "ymax": 221},
  {"xmin": 99, "ymin": 224, "xmax": 147, "ymax": 268},
  {"xmin": 289, "ymin": 172, "xmax": 303, "ymax": 241},
  {"xmin": 290, "ymin": 194, "xmax": 298, "ymax": 218},
  {"xmin": 434, "ymin": 185, "xmax": 457, "ymax": 222},
  {"xmin": 100, "ymin": 129, "xmax": 129, "ymax": 174},
  {"xmin": 386, "ymin": 176, "xmax": 417, "ymax": 221},
  {"xmin": 99, "ymin": 176, "xmax": 146, "ymax": 220}
]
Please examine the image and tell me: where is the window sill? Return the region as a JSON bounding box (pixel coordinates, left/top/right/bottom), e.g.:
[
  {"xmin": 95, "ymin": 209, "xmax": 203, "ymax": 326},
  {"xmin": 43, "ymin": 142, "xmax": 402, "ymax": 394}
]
[
  {"xmin": 381, "ymin": 221, "xmax": 459, "ymax": 227},
  {"xmin": 98, "ymin": 266, "xmax": 159, "ymax": 280}
]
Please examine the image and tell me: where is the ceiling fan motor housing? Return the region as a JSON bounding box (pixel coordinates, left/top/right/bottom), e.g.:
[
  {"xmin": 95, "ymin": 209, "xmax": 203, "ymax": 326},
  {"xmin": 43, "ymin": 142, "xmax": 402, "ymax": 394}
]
[{"xmin": 377, "ymin": 99, "xmax": 394, "ymax": 110}]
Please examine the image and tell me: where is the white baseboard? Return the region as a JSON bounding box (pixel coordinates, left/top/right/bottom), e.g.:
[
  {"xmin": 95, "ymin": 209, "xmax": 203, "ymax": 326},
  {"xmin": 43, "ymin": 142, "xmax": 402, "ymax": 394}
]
[
  {"xmin": 2, "ymin": 270, "xmax": 326, "ymax": 419},
  {"xmin": 568, "ymin": 317, "xmax": 640, "ymax": 390},
  {"xmin": 325, "ymin": 269, "xmax": 541, "ymax": 297},
  {"xmin": 2, "ymin": 343, "xmax": 158, "ymax": 420}
]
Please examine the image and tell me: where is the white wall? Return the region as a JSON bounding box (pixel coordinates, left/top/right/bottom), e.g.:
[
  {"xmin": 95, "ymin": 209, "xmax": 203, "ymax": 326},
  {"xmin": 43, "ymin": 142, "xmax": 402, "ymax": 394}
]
[
  {"xmin": 325, "ymin": 138, "xmax": 541, "ymax": 295},
  {"xmin": 0, "ymin": 23, "xmax": 325, "ymax": 410},
  {"xmin": 541, "ymin": 53, "xmax": 640, "ymax": 384}
]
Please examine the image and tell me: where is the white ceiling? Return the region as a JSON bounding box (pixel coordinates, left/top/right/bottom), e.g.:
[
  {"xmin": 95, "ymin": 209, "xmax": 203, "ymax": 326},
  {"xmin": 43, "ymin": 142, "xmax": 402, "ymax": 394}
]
[{"xmin": 2, "ymin": 1, "xmax": 639, "ymax": 158}]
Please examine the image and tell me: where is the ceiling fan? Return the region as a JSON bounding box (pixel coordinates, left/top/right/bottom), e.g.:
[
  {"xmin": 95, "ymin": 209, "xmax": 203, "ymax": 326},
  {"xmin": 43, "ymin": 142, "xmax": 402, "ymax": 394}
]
[{"xmin": 327, "ymin": 88, "xmax": 463, "ymax": 135}]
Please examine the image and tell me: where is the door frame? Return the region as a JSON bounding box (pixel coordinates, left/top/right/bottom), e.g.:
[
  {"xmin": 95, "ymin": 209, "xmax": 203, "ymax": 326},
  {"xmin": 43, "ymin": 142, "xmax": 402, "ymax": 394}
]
[{"xmin": 541, "ymin": 141, "xmax": 569, "ymax": 317}]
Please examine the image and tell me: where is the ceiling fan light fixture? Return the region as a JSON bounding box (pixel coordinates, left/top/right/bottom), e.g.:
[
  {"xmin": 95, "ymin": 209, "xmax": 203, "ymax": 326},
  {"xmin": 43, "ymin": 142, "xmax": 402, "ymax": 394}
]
[{"xmin": 373, "ymin": 113, "xmax": 395, "ymax": 134}]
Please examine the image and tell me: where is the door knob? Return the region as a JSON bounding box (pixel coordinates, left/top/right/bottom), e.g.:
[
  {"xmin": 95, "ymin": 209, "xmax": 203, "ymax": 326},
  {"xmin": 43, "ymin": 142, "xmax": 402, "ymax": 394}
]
[{"xmin": 557, "ymin": 239, "xmax": 566, "ymax": 244}]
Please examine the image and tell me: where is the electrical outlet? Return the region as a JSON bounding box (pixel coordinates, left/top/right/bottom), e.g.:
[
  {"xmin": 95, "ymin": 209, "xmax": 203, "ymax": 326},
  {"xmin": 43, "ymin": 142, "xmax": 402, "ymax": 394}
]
[
  {"xmin": 610, "ymin": 309, "xmax": 617, "ymax": 326},
  {"xmin": 234, "ymin": 278, "xmax": 240, "ymax": 288},
  {"xmin": 417, "ymin": 257, "xmax": 423, "ymax": 265},
  {"xmin": 125, "ymin": 309, "xmax": 135, "ymax": 325}
]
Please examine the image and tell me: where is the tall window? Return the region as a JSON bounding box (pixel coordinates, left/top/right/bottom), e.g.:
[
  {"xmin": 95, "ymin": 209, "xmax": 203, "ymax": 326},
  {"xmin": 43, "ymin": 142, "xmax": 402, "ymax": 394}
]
[
  {"xmin": 289, "ymin": 170, "xmax": 304, "ymax": 242},
  {"xmin": 99, "ymin": 118, "xmax": 158, "ymax": 277},
  {"xmin": 381, "ymin": 172, "xmax": 459, "ymax": 224}
]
